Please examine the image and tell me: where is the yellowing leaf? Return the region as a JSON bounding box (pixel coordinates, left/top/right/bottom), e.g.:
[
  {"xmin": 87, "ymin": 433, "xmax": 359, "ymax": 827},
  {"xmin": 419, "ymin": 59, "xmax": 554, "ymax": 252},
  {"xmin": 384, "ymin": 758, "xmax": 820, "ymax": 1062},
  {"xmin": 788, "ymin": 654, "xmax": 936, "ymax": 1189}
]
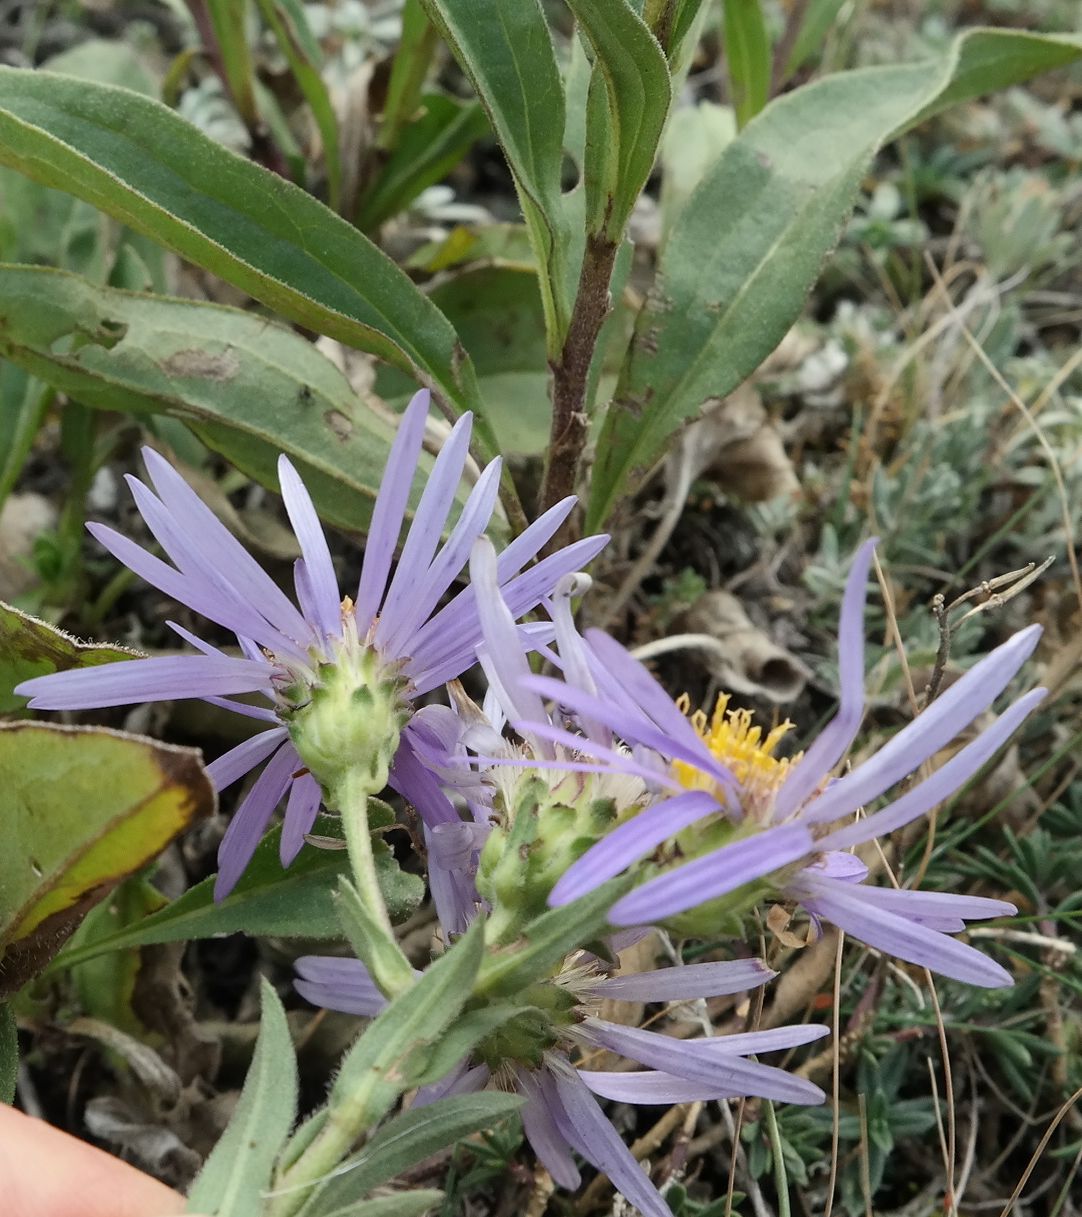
[{"xmin": 0, "ymin": 722, "xmax": 214, "ymax": 998}]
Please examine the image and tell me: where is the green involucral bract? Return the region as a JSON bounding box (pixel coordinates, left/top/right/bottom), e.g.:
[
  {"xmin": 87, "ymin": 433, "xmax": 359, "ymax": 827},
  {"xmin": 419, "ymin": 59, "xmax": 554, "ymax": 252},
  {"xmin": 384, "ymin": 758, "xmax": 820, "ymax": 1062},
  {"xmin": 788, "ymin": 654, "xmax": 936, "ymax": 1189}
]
[{"xmin": 284, "ymin": 636, "xmax": 409, "ymax": 809}]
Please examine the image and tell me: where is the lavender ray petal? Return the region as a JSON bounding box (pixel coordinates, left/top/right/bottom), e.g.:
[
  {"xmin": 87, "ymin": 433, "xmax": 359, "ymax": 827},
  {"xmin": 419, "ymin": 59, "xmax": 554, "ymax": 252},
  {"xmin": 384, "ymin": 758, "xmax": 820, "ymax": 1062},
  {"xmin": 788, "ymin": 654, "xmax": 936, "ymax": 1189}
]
[
  {"xmin": 376, "ymin": 412, "xmax": 475, "ymax": 646},
  {"xmin": 697, "ymin": 1024, "xmax": 830, "ymax": 1055},
  {"xmin": 806, "ymin": 851, "xmax": 869, "ymax": 882},
  {"xmin": 550, "ymin": 575, "xmax": 609, "ymax": 747},
  {"xmin": 206, "ymin": 727, "xmax": 289, "ymax": 791},
  {"xmin": 802, "ymin": 883, "xmax": 1015, "ymax": 923},
  {"xmin": 294, "ymin": 955, "xmax": 388, "ymax": 1017},
  {"xmin": 382, "ymin": 456, "xmax": 502, "ymax": 658},
  {"xmin": 522, "ymin": 674, "xmax": 731, "ymax": 786},
  {"xmin": 773, "ymin": 538, "xmax": 877, "ymax": 821},
  {"xmin": 164, "ymin": 627, "xmax": 277, "ymax": 711},
  {"xmin": 427, "ymin": 821, "xmax": 487, "ymax": 870},
  {"xmin": 87, "ymin": 521, "xmax": 301, "ymax": 659},
  {"xmin": 408, "ymin": 704, "xmax": 467, "ymax": 752},
  {"xmin": 576, "ymin": 1069, "xmax": 742, "ymax": 1104},
  {"xmin": 792, "ymin": 875, "xmax": 1014, "ymax": 987},
  {"xmin": 498, "ymin": 535, "xmax": 610, "ymax": 619},
  {"xmin": 607, "ymin": 927, "xmax": 652, "ymax": 953},
  {"xmin": 584, "ymin": 629, "xmax": 729, "ymax": 772},
  {"xmin": 469, "ymin": 539, "xmax": 551, "ymax": 745},
  {"xmin": 579, "ymin": 1019, "xmax": 826, "ymax": 1105},
  {"xmin": 280, "ymin": 771, "xmax": 323, "ymax": 865},
  {"xmin": 278, "ymin": 456, "xmax": 341, "ymax": 639},
  {"xmin": 548, "ymin": 791, "xmax": 721, "ymax": 907},
  {"xmin": 165, "ymin": 620, "xmax": 225, "ymax": 657},
  {"xmin": 546, "ymin": 1059, "xmax": 688, "ymax": 1216},
  {"xmin": 142, "ymin": 447, "xmax": 311, "ymax": 643},
  {"xmin": 587, "ymin": 958, "xmax": 775, "ymax": 1002},
  {"xmin": 389, "ymin": 729, "xmax": 460, "ymax": 827},
  {"xmin": 802, "ymin": 624, "xmax": 1043, "ymax": 828},
  {"xmin": 818, "ymin": 687, "xmax": 1047, "ymax": 851},
  {"xmin": 608, "ymin": 824, "xmax": 814, "ymax": 927},
  {"xmin": 408, "ymin": 620, "xmax": 557, "ymax": 698},
  {"xmin": 405, "ymin": 535, "xmax": 609, "ymax": 679},
  {"xmin": 214, "ymin": 742, "xmax": 298, "ymax": 899},
  {"xmin": 514, "ymin": 1068, "xmax": 582, "ymax": 1190},
  {"xmin": 17, "ymin": 654, "xmax": 274, "ymax": 710},
  {"xmin": 123, "ymin": 478, "xmax": 302, "ymax": 657},
  {"xmin": 293, "ymin": 558, "xmax": 321, "ymax": 632},
  {"xmin": 427, "ymin": 835, "xmax": 480, "ymax": 936},
  {"xmin": 494, "ymin": 496, "xmax": 576, "ymax": 581},
  {"xmin": 356, "ymin": 389, "xmax": 431, "ymax": 627}
]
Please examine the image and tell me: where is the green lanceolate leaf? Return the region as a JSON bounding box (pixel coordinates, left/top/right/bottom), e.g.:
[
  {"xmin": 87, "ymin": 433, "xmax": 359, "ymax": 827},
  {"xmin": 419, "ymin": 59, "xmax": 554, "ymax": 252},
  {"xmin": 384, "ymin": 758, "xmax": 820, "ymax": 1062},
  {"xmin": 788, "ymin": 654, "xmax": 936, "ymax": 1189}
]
[
  {"xmin": 0, "ymin": 599, "xmax": 138, "ymax": 713},
  {"xmin": 0, "ymin": 264, "xmax": 460, "ymax": 534},
  {"xmin": 256, "ymin": 0, "xmax": 343, "ymax": 211},
  {"xmin": 188, "ymin": 978, "xmax": 298, "ymax": 1217},
  {"xmin": 357, "ymin": 95, "xmax": 488, "ymax": 231},
  {"xmin": 335, "ymin": 877, "xmax": 417, "ymax": 1000},
  {"xmin": 296, "ymin": 1093, "xmax": 522, "ymax": 1217},
  {"xmin": 586, "ymin": 27, "xmax": 1082, "ymax": 530},
  {"xmin": 0, "ymin": 68, "xmax": 485, "ymax": 427},
  {"xmin": 567, "ymin": 0, "xmax": 671, "ymax": 241},
  {"xmin": 419, "ymin": 0, "xmax": 570, "ymax": 350},
  {"xmin": 0, "ymin": 722, "xmax": 214, "ymax": 999},
  {"xmin": 48, "ymin": 816, "xmax": 413, "ymax": 970},
  {"xmin": 0, "ymin": 1002, "xmax": 15, "ymax": 1104},
  {"xmin": 722, "ymin": 0, "xmax": 771, "ymax": 128}
]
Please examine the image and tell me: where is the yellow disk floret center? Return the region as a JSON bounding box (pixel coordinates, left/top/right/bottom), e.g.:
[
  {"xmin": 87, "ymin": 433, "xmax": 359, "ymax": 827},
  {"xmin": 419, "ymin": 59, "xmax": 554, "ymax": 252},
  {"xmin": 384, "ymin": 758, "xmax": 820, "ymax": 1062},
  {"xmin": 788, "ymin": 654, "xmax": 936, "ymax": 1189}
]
[{"xmin": 673, "ymin": 693, "xmax": 800, "ymax": 819}]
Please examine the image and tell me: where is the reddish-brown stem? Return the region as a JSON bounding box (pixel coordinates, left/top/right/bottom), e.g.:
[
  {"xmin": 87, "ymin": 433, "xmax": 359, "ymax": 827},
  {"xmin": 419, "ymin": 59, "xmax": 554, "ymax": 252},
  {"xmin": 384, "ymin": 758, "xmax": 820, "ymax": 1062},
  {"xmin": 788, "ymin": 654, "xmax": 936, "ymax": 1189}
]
[{"xmin": 538, "ymin": 233, "xmax": 619, "ymax": 534}]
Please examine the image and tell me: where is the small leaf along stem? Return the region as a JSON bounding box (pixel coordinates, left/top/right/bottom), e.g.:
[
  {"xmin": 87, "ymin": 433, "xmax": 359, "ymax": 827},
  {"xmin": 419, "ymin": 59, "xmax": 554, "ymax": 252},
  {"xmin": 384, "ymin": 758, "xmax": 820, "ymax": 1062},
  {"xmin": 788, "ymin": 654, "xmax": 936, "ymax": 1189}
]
[{"xmin": 538, "ymin": 233, "xmax": 619, "ymax": 530}]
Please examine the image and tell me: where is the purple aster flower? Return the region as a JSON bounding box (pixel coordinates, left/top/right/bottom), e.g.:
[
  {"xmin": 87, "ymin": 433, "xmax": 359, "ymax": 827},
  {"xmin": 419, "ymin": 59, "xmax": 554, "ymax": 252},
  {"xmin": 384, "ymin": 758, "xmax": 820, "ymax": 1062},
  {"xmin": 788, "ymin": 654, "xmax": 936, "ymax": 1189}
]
[
  {"xmin": 293, "ymin": 541, "xmax": 837, "ymax": 1213},
  {"xmin": 15, "ymin": 390, "xmax": 608, "ymax": 896},
  {"xmin": 507, "ymin": 540, "xmax": 1044, "ymax": 988},
  {"xmin": 296, "ymin": 948, "xmax": 825, "ymax": 1215}
]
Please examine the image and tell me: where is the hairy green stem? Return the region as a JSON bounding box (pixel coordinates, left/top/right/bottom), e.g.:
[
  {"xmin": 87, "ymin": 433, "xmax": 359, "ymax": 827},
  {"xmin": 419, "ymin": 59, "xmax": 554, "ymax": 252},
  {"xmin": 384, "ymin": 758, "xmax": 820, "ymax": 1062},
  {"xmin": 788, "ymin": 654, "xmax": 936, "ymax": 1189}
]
[{"xmin": 342, "ymin": 776, "xmax": 392, "ymax": 934}]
